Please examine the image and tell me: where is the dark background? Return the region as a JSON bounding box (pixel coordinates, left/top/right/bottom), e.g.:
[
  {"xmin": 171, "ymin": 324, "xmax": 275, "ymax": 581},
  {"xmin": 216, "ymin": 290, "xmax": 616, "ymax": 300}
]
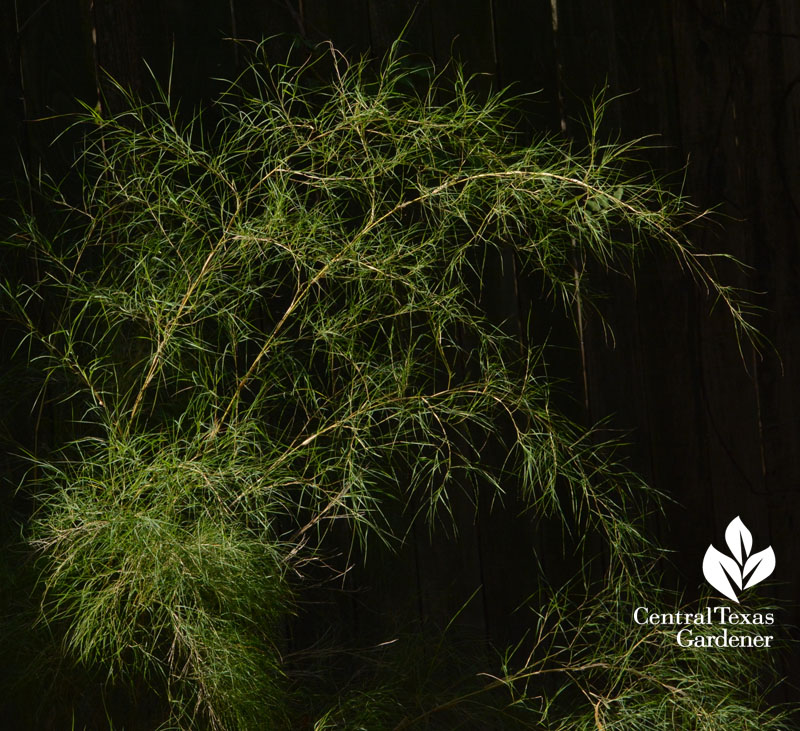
[{"xmin": 3, "ymin": 0, "xmax": 799, "ymax": 699}]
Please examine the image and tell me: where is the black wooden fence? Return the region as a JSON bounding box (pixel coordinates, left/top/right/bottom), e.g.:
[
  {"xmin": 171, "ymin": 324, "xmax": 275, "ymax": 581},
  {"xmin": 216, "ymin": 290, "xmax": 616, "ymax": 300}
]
[{"xmin": 4, "ymin": 0, "xmax": 800, "ymax": 694}]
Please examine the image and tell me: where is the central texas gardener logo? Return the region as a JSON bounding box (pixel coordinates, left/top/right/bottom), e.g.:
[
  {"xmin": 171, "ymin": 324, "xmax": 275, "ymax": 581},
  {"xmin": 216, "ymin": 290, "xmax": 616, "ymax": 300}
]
[{"xmin": 703, "ymin": 516, "xmax": 775, "ymax": 603}]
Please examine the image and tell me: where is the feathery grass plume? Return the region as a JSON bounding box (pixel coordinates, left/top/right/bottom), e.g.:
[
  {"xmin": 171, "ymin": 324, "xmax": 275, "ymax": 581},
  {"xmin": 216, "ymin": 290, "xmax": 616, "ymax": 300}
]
[{"xmin": 0, "ymin": 40, "xmax": 790, "ymax": 729}]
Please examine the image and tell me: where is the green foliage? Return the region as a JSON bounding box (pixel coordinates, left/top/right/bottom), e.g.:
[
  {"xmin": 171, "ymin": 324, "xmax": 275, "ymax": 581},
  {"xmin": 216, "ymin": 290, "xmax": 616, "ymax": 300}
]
[{"xmin": 0, "ymin": 41, "xmax": 791, "ymax": 729}]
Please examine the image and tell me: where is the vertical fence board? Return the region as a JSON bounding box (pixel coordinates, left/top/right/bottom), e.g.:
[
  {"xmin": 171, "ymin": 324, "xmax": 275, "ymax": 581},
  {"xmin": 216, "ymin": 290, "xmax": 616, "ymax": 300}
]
[
  {"xmin": 429, "ymin": 0, "xmax": 495, "ymax": 85},
  {"xmin": 232, "ymin": 0, "xmax": 301, "ymax": 64},
  {"xmin": 758, "ymin": 2, "xmax": 800, "ymax": 627},
  {"xmin": 492, "ymin": 0, "xmax": 558, "ymax": 128},
  {"xmin": 302, "ymin": 0, "xmax": 371, "ymax": 55},
  {"xmin": 670, "ymin": 0, "xmax": 795, "ymax": 610},
  {"xmin": 233, "ymin": 0, "xmax": 301, "ymax": 37},
  {"xmin": 368, "ymin": 0, "xmax": 435, "ymax": 58},
  {"xmin": 553, "ymin": 0, "xmax": 715, "ymax": 581},
  {"xmin": 16, "ymin": 0, "xmax": 96, "ymax": 182},
  {"xmin": 93, "ymin": 0, "xmax": 167, "ymax": 106},
  {"xmin": 671, "ymin": 0, "xmax": 800, "ymax": 692},
  {"xmin": 159, "ymin": 0, "xmax": 237, "ymax": 107},
  {"xmin": 0, "ymin": 2, "xmax": 25, "ymax": 203}
]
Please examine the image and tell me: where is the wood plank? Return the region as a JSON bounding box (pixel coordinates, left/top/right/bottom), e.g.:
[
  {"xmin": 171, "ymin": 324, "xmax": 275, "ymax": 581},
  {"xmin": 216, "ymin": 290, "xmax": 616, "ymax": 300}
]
[
  {"xmin": 93, "ymin": 0, "xmax": 167, "ymax": 107},
  {"xmin": 95, "ymin": 0, "xmax": 237, "ymax": 110},
  {"xmin": 670, "ymin": 0, "xmax": 800, "ymax": 696},
  {"xmin": 553, "ymin": 0, "xmax": 713, "ymax": 581},
  {"xmin": 492, "ymin": 0, "xmax": 559, "ymax": 129},
  {"xmin": 302, "ymin": 0, "xmax": 371, "ymax": 56},
  {"xmin": 231, "ymin": 0, "xmax": 301, "ymax": 65},
  {"xmin": 429, "ymin": 0, "xmax": 495, "ymax": 92},
  {"xmin": 0, "ymin": 1, "xmax": 25, "ymax": 206},
  {"xmin": 368, "ymin": 0, "xmax": 435, "ymax": 59},
  {"xmin": 16, "ymin": 0, "xmax": 96, "ymax": 182},
  {"xmin": 670, "ymin": 0, "xmax": 786, "ymax": 593}
]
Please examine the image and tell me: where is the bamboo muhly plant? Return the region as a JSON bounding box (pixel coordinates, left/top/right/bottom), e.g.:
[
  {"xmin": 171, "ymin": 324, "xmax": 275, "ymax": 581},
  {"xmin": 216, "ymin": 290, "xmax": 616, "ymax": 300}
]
[{"xmin": 0, "ymin": 42, "xmax": 792, "ymax": 729}]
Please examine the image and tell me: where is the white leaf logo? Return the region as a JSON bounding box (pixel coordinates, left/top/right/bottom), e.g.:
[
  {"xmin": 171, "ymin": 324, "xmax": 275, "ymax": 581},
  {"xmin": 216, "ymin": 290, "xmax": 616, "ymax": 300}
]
[
  {"xmin": 703, "ymin": 545, "xmax": 741, "ymax": 601},
  {"xmin": 743, "ymin": 547, "xmax": 776, "ymax": 590},
  {"xmin": 702, "ymin": 516, "xmax": 775, "ymax": 603},
  {"xmin": 725, "ymin": 515, "xmax": 752, "ymax": 563}
]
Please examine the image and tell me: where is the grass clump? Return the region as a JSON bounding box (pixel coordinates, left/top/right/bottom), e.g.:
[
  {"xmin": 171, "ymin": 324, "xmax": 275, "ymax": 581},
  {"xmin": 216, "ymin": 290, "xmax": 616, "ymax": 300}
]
[{"xmin": 0, "ymin": 41, "xmax": 791, "ymax": 729}]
